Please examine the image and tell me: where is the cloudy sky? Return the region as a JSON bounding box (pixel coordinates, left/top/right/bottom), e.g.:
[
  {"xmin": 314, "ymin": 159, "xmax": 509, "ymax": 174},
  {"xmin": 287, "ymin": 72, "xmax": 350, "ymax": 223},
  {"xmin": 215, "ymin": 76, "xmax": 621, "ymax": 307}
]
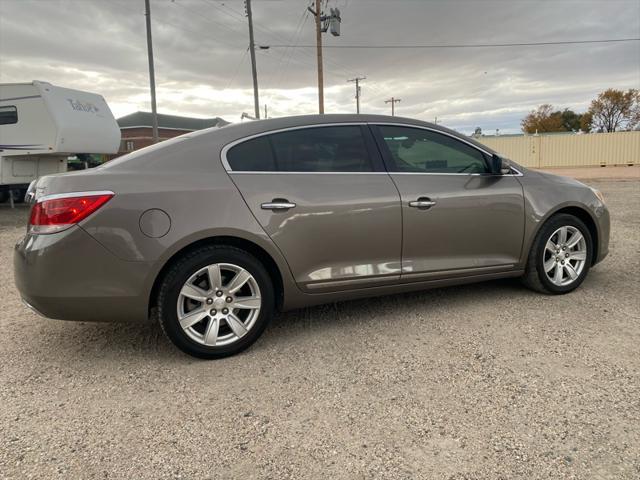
[{"xmin": 1, "ymin": 0, "xmax": 638, "ymax": 133}]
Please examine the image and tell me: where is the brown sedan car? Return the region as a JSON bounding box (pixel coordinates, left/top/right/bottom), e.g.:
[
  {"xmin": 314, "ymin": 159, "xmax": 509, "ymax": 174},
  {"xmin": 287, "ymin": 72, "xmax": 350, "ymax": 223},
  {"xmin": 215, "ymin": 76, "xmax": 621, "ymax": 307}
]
[{"xmin": 15, "ymin": 115, "xmax": 609, "ymax": 358}]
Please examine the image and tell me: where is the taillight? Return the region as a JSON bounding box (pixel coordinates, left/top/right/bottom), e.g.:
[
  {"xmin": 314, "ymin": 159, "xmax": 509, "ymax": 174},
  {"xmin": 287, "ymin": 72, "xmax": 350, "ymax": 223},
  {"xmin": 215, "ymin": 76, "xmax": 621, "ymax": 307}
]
[{"xmin": 29, "ymin": 192, "xmax": 114, "ymax": 234}]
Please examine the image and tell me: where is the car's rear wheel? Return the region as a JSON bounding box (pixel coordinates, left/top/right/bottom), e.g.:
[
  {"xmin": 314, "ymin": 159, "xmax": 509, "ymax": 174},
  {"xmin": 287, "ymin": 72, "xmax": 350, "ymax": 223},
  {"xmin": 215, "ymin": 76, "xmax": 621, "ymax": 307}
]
[
  {"xmin": 522, "ymin": 213, "xmax": 593, "ymax": 294},
  {"xmin": 156, "ymin": 245, "xmax": 274, "ymax": 359}
]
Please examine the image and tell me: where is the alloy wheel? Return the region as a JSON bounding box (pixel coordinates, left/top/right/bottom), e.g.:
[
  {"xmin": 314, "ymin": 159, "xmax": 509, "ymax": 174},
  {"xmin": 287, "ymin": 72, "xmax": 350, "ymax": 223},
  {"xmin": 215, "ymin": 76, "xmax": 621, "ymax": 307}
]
[
  {"xmin": 176, "ymin": 263, "xmax": 262, "ymax": 347},
  {"xmin": 543, "ymin": 226, "xmax": 588, "ymax": 287}
]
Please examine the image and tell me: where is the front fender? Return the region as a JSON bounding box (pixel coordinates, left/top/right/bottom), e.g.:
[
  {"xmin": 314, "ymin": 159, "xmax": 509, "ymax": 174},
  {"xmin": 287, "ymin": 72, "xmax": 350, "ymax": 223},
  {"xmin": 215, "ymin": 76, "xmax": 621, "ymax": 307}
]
[{"xmin": 519, "ymin": 171, "xmax": 609, "ymax": 266}]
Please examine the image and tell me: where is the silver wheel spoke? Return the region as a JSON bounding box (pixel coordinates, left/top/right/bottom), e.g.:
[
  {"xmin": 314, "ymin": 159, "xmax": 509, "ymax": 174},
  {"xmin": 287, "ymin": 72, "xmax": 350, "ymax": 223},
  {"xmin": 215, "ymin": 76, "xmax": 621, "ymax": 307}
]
[
  {"xmin": 553, "ymin": 264, "xmax": 564, "ymax": 284},
  {"xmin": 564, "ymin": 263, "xmax": 578, "ymax": 280},
  {"xmin": 233, "ymin": 296, "xmax": 261, "ymax": 310},
  {"xmin": 226, "ymin": 313, "xmax": 248, "ymax": 337},
  {"xmin": 544, "ymin": 257, "xmax": 556, "ymax": 273},
  {"xmin": 545, "ymin": 240, "xmax": 557, "ymax": 253},
  {"xmin": 566, "ymin": 231, "xmax": 583, "ymax": 249},
  {"xmin": 179, "ymin": 308, "xmax": 208, "ymax": 329},
  {"xmin": 180, "ymin": 284, "xmax": 208, "ymax": 303},
  {"xmin": 227, "ymin": 270, "xmax": 251, "ymax": 294},
  {"xmin": 558, "ymin": 227, "xmax": 568, "ymax": 245},
  {"xmin": 203, "ymin": 317, "xmax": 220, "ymax": 346},
  {"xmin": 207, "ymin": 264, "xmax": 222, "ymax": 291},
  {"xmin": 571, "ymin": 250, "xmax": 587, "ymax": 261}
]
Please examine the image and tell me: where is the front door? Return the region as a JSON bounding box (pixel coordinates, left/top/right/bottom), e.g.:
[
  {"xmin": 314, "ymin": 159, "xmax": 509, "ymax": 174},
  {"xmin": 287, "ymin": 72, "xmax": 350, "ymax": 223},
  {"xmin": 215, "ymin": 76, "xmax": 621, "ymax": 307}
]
[
  {"xmin": 371, "ymin": 124, "xmax": 525, "ymax": 280},
  {"xmin": 226, "ymin": 124, "xmax": 402, "ymax": 292}
]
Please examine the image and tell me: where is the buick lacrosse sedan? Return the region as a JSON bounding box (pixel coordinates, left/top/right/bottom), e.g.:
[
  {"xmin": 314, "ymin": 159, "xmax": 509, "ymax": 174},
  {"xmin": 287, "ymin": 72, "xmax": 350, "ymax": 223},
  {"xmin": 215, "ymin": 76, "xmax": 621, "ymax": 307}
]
[{"xmin": 15, "ymin": 115, "xmax": 609, "ymax": 358}]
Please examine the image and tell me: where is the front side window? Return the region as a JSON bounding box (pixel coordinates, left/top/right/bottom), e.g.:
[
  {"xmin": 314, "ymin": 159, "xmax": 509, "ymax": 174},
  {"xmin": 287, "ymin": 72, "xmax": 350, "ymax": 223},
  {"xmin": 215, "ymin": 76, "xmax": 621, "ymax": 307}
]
[
  {"xmin": 378, "ymin": 125, "xmax": 489, "ymax": 174},
  {"xmin": 0, "ymin": 105, "xmax": 18, "ymax": 125},
  {"xmin": 226, "ymin": 125, "xmax": 373, "ymax": 172}
]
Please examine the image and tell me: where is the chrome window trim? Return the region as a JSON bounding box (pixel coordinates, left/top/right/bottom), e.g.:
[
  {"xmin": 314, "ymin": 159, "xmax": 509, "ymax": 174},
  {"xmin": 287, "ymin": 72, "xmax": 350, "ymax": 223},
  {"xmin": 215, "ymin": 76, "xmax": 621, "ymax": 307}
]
[
  {"xmin": 374, "ymin": 122, "xmax": 525, "ymax": 177},
  {"xmin": 391, "ymin": 172, "xmax": 487, "ymax": 176},
  {"xmin": 221, "ymin": 122, "xmax": 370, "ymax": 173},
  {"xmin": 36, "ymin": 190, "xmax": 115, "ymax": 203},
  {"xmin": 509, "ymin": 166, "xmax": 524, "ymax": 177},
  {"xmin": 229, "ymin": 171, "xmax": 389, "ymax": 175},
  {"xmin": 371, "ymin": 122, "xmax": 496, "ymax": 158},
  {"xmin": 221, "ymin": 121, "xmax": 525, "ymax": 177}
]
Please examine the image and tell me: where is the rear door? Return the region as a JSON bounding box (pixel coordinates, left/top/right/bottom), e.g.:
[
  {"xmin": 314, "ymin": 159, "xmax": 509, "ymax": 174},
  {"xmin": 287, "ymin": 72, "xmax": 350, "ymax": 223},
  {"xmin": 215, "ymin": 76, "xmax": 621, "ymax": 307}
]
[
  {"xmin": 371, "ymin": 124, "xmax": 525, "ymax": 280},
  {"xmin": 225, "ymin": 124, "xmax": 402, "ymax": 292}
]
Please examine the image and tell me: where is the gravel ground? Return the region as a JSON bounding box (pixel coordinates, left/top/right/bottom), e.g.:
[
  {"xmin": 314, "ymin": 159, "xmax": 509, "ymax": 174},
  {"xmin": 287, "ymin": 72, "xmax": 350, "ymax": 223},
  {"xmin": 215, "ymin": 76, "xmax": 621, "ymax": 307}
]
[{"xmin": 0, "ymin": 179, "xmax": 638, "ymax": 480}]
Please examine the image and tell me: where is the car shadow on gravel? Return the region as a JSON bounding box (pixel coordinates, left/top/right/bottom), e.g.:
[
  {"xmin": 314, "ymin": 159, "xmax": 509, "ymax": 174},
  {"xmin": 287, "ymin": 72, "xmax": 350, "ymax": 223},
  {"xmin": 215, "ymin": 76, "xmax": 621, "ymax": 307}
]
[
  {"xmin": 25, "ymin": 277, "xmax": 531, "ymax": 363},
  {"xmin": 262, "ymin": 277, "xmax": 529, "ymax": 342}
]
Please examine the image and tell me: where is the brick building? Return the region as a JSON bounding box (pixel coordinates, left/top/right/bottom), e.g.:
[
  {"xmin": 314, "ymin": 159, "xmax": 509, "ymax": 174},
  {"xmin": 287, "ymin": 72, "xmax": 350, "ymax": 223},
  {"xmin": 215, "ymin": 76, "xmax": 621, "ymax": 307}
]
[{"xmin": 115, "ymin": 111, "xmax": 229, "ymax": 156}]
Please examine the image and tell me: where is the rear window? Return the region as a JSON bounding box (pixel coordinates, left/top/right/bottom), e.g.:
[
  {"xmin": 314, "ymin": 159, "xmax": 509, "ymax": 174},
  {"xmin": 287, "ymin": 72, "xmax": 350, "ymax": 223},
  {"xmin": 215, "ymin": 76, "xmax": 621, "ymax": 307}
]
[
  {"xmin": 0, "ymin": 105, "xmax": 18, "ymax": 125},
  {"xmin": 226, "ymin": 125, "xmax": 373, "ymax": 172}
]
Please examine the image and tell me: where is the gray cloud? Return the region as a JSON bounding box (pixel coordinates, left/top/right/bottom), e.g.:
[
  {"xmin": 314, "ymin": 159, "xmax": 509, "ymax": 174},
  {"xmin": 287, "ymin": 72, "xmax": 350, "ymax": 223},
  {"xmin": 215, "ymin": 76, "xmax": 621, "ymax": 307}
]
[{"xmin": 1, "ymin": 0, "xmax": 638, "ymax": 133}]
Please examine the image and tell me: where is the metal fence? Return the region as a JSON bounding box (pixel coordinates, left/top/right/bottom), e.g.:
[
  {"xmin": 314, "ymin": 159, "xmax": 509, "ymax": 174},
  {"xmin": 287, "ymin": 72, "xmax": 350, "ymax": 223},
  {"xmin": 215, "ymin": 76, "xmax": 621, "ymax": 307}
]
[{"xmin": 476, "ymin": 131, "xmax": 640, "ymax": 168}]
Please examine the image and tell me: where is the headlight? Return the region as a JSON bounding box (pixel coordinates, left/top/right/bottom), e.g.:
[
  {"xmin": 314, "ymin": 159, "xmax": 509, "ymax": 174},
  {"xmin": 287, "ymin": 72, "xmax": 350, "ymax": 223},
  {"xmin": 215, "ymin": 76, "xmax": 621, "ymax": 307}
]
[{"xmin": 590, "ymin": 187, "xmax": 605, "ymax": 204}]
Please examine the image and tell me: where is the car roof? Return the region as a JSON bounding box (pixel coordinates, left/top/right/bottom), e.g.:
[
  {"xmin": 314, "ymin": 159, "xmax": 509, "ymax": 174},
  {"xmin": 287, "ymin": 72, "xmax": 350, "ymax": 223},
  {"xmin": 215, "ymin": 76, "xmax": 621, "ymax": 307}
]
[{"xmin": 205, "ymin": 114, "xmax": 497, "ymax": 156}]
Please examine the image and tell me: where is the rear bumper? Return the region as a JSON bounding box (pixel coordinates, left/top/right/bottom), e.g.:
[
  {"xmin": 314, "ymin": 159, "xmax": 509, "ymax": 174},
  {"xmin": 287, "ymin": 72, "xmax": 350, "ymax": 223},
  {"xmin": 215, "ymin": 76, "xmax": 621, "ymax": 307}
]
[{"xmin": 14, "ymin": 226, "xmax": 152, "ymax": 323}]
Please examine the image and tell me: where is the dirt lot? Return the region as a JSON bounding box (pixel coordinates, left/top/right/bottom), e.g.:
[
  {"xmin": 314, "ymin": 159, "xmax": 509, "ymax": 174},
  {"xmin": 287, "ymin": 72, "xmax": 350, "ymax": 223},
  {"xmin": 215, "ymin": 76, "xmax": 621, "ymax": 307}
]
[{"xmin": 0, "ymin": 179, "xmax": 638, "ymax": 479}]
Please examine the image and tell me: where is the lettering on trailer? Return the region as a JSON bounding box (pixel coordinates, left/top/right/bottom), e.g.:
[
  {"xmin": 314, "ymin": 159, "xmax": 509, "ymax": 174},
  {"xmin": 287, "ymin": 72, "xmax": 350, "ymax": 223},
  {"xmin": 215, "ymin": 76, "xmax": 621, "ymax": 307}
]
[{"xmin": 66, "ymin": 99, "xmax": 100, "ymax": 114}]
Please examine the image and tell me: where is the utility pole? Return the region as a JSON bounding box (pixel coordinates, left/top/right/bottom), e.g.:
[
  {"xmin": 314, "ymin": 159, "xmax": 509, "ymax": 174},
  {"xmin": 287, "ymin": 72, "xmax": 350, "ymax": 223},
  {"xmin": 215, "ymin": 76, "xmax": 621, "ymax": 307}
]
[
  {"xmin": 264, "ymin": 104, "xmax": 268, "ymax": 119},
  {"xmin": 348, "ymin": 76, "xmax": 366, "ymax": 114},
  {"xmin": 144, "ymin": 0, "xmax": 159, "ymax": 143},
  {"xmin": 313, "ymin": 0, "xmax": 324, "ymax": 114},
  {"xmin": 245, "ymin": 0, "xmax": 260, "ymax": 119},
  {"xmin": 308, "ymin": 3, "xmax": 341, "ymax": 114},
  {"xmin": 385, "ymin": 97, "xmax": 401, "ymax": 116}
]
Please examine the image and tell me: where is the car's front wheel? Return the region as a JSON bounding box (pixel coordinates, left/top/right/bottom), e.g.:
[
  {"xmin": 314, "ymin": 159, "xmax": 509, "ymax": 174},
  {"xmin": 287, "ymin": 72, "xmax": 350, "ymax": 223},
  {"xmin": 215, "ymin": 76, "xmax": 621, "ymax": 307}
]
[
  {"xmin": 522, "ymin": 213, "xmax": 593, "ymax": 294},
  {"xmin": 156, "ymin": 245, "xmax": 274, "ymax": 359}
]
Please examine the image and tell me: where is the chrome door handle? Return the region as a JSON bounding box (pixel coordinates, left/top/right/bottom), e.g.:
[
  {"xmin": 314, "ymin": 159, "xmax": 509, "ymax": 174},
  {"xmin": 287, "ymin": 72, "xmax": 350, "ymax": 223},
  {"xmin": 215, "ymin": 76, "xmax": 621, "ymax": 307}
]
[
  {"xmin": 261, "ymin": 200, "xmax": 296, "ymax": 210},
  {"xmin": 408, "ymin": 198, "xmax": 437, "ymax": 209}
]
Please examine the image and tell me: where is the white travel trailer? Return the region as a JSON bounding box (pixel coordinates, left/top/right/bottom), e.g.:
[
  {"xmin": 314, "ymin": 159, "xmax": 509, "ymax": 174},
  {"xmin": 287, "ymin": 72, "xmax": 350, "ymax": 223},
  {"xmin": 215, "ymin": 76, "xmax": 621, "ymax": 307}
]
[{"xmin": 0, "ymin": 80, "xmax": 120, "ymax": 202}]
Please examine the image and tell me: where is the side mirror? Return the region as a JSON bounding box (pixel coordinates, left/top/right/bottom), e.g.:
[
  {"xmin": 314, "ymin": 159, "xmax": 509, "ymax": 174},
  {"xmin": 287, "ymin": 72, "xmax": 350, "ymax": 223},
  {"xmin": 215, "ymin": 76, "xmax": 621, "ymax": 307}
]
[{"xmin": 491, "ymin": 154, "xmax": 511, "ymax": 175}]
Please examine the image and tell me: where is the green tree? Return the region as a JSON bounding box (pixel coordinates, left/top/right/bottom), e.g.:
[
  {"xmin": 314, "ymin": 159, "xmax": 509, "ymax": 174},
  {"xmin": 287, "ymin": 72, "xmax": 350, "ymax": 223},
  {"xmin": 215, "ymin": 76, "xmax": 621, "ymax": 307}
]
[
  {"xmin": 587, "ymin": 89, "xmax": 640, "ymax": 132},
  {"xmin": 557, "ymin": 109, "xmax": 583, "ymax": 132}
]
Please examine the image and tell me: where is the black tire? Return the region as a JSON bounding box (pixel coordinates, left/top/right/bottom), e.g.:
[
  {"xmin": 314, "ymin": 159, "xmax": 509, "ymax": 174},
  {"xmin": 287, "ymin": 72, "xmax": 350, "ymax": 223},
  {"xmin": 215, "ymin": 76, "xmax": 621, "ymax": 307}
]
[
  {"xmin": 522, "ymin": 213, "xmax": 593, "ymax": 294},
  {"xmin": 156, "ymin": 245, "xmax": 274, "ymax": 359}
]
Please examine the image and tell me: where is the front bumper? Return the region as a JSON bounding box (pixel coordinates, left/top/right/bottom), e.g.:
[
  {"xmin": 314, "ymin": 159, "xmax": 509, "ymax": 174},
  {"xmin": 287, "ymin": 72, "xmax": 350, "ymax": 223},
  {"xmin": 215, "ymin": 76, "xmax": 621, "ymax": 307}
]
[
  {"xmin": 14, "ymin": 226, "xmax": 152, "ymax": 323},
  {"xmin": 593, "ymin": 204, "xmax": 610, "ymax": 265}
]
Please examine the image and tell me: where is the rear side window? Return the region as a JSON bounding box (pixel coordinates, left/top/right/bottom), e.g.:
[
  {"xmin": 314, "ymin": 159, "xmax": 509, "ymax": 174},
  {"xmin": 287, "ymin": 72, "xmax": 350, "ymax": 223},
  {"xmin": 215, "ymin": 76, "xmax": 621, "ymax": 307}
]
[
  {"xmin": 378, "ymin": 125, "xmax": 489, "ymax": 174},
  {"xmin": 269, "ymin": 126, "xmax": 373, "ymax": 172},
  {"xmin": 0, "ymin": 105, "xmax": 18, "ymax": 125},
  {"xmin": 226, "ymin": 135, "xmax": 276, "ymax": 171},
  {"xmin": 226, "ymin": 125, "xmax": 374, "ymax": 172}
]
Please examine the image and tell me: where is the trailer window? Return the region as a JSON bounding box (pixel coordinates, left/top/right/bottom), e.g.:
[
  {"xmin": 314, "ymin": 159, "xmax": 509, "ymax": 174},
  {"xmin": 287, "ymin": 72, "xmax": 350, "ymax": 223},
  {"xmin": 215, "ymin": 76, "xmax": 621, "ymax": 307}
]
[{"xmin": 0, "ymin": 106, "xmax": 18, "ymax": 125}]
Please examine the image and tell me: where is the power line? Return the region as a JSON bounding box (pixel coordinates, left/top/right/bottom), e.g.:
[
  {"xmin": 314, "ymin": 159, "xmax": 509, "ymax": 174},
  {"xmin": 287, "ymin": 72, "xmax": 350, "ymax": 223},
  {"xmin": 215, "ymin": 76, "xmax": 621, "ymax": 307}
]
[
  {"xmin": 267, "ymin": 38, "xmax": 640, "ymax": 49},
  {"xmin": 263, "ymin": 7, "xmax": 310, "ymax": 105},
  {"xmin": 224, "ymin": 48, "xmax": 249, "ymax": 90}
]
